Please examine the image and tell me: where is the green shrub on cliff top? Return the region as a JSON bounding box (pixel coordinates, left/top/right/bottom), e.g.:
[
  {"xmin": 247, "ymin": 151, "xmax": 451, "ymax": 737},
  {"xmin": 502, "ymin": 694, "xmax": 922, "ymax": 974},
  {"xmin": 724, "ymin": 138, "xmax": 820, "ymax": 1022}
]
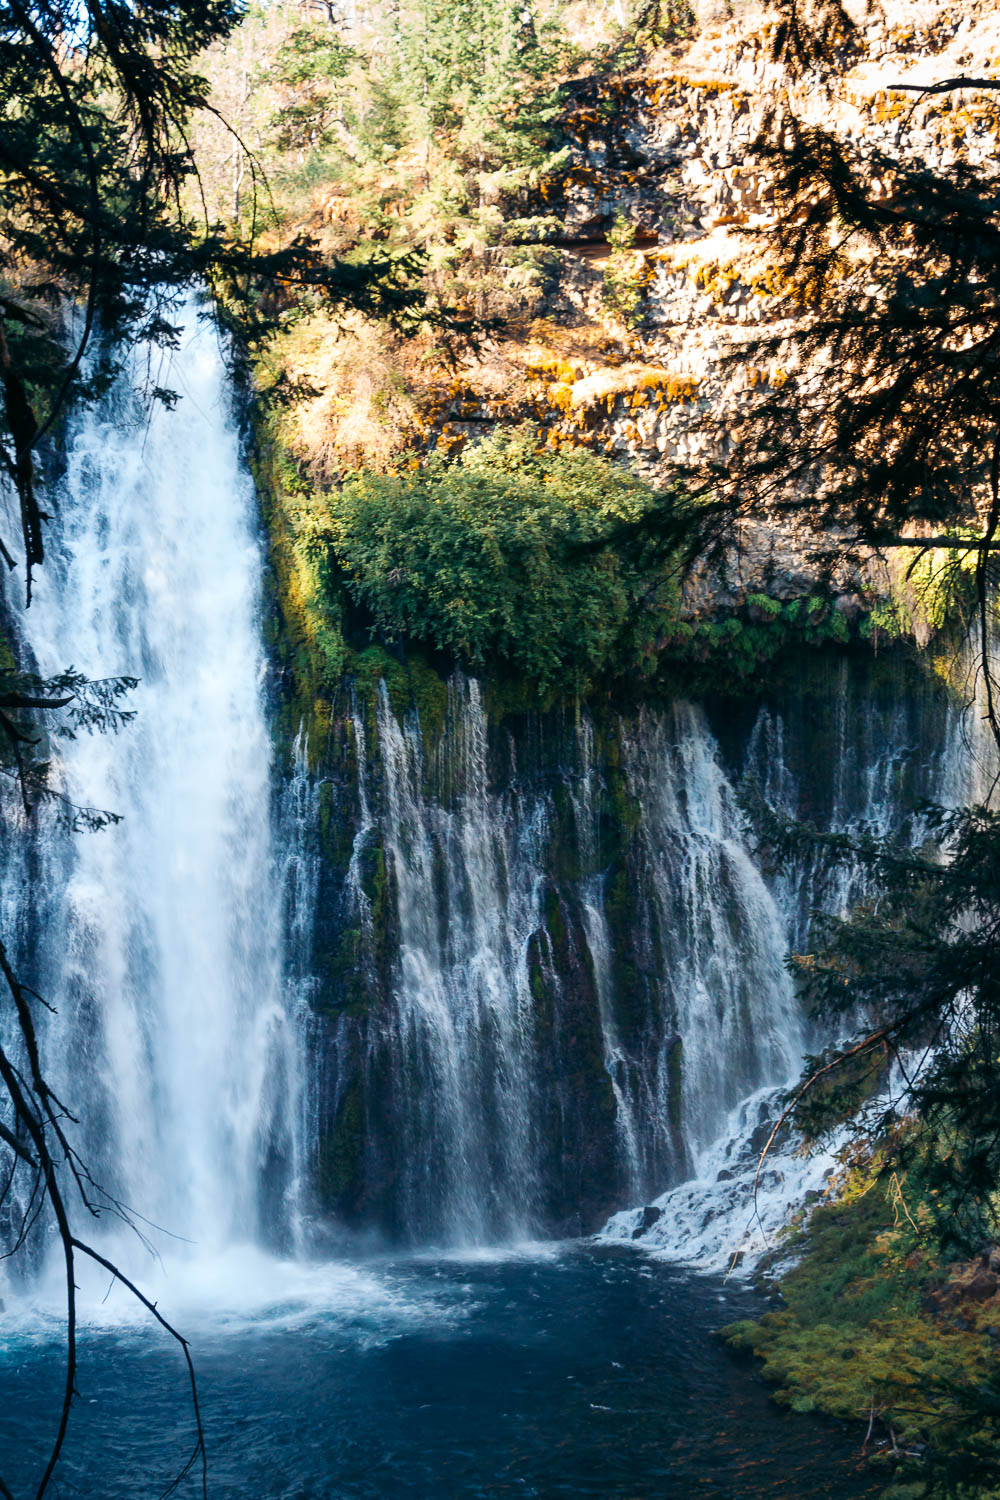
[{"xmin": 326, "ymin": 427, "xmax": 681, "ymax": 695}]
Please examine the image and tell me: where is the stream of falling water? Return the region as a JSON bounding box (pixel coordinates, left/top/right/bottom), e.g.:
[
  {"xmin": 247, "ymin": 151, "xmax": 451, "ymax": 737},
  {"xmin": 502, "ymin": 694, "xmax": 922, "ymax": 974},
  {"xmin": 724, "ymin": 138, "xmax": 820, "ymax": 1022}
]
[
  {"xmin": 606, "ymin": 656, "xmax": 998, "ymax": 1266},
  {"xmin": 1, "ymin": 298, "xmax": 305, "ymax": 1309},
  {"xmin": 372, "ymin": 677, "xmax": 548, "ymax": 1243},
  {"xmin": 328, "ymin": 680, "xmax": 851, "ymax": 1245},
  {"xmin": 310, "ymin": 658, "xmax": 989, "ymax": 1253}
]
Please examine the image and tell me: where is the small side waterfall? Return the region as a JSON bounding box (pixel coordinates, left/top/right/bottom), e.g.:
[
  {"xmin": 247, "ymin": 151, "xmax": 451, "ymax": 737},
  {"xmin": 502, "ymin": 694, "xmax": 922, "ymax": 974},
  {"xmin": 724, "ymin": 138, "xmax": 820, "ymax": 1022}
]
[
  {"xmin": 605, "ymin": 657, "xmax": 989, "ymax": 1266},
  {"xmin": 317, "ymin": 680, "xmax": 834, "ymax": 1245},
  {"xmin": 370, "ymin": 676, "xmax": 547, "ymax": 1243},
  {"xmin": 618, "ymin": 705, "xmax": 803, "ymax": 1170},
  {"xmin": 2, "ymin": 300, "xmax": 304, "ymax": 1287},
  {"xmin": 277, "ymin": 731, "xmax": 325, "ymax": 1252}
]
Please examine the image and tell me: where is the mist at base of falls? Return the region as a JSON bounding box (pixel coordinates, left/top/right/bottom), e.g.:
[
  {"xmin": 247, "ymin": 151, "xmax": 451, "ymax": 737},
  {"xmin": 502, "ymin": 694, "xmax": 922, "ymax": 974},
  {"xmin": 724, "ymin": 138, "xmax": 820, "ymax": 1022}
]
[{"xmin": 0, "ymin": 1247, "xmax": 883, "ymax": 1500}]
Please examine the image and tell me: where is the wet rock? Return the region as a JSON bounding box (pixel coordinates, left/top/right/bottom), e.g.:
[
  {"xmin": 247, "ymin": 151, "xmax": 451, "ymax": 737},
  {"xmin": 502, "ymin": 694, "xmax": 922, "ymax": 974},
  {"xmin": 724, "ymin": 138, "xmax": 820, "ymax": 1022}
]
[{"xmin": 633, "ymin": 1204, "xmax": 663, "ymax": 1238}]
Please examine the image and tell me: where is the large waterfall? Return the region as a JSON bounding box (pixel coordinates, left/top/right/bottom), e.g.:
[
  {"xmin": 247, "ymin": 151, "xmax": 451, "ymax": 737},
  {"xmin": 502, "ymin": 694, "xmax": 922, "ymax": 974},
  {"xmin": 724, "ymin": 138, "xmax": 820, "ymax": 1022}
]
[
  {"xmin": 1, "ymin": 300, "xmax": 304, "ymax": 1300},
  {"xmin": 0, "ymin": 304, "xmax": 984, "ymax": 1288}
]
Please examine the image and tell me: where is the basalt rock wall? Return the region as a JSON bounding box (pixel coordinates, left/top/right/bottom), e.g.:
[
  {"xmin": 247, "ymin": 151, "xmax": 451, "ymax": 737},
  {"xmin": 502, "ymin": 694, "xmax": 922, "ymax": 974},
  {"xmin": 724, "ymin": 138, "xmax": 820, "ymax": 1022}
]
[{"xmin": 284, "ymin": 651, "xmax": 965, "ymax": 1247}]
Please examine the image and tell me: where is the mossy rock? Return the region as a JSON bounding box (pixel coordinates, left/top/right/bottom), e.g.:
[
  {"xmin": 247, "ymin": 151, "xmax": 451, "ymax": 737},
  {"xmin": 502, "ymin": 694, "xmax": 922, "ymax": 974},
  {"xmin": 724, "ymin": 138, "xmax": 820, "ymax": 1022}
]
[
  {"xmin": 348, "ymin": 645, "xmax": 448, "ymax": 753},
  {"xmin": 317, "ymin": 1078, "xmax": 365, "ymax": 1211}
]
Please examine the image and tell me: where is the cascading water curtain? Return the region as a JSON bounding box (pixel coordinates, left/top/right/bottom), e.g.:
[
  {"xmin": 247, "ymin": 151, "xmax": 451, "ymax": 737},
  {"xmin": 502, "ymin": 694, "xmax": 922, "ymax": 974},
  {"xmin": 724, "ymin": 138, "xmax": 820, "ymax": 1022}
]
[{"xmin": 2, "ymin": 297, "xmax": 306, "ymax": 1295}]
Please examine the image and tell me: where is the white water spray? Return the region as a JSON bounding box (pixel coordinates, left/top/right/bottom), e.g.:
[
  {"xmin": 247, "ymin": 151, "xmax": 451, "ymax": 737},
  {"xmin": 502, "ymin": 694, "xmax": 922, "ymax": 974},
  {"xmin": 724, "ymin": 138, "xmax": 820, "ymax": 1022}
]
[{"xmin": 606, "ymin": 665, "xmax": 995, "ymax": 1270}]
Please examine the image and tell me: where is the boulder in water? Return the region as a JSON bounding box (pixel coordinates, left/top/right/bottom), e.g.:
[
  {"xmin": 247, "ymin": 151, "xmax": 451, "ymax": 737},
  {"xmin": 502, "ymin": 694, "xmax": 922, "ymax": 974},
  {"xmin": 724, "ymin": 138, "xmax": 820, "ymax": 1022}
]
[{"xmin": 632, "ymin": 1205, "xmax": 663, "ymax": 1239}]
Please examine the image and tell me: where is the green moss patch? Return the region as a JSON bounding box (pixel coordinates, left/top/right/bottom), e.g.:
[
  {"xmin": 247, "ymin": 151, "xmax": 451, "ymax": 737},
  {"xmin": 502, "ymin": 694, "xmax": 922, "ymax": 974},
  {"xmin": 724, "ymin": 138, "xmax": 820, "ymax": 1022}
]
[{"xmin": 723, "ymin": 1162, "xmax": 1000, "ymax": 1495}]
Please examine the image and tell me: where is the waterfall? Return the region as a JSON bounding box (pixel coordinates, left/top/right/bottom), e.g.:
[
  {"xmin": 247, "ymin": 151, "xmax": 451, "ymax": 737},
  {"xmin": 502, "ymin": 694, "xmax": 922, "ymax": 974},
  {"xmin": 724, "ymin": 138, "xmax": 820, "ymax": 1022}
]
[
  {"xmin": 618, "ymin": 704, "xmax": 804, "ymax": 1168},
  {"xmin": 744, "ymin": 656, "xmax": 961, "ymax": 948},
  {"xmin": 566, "ymin": 703, "xmax": 804, "ymax": 1205},
  {"xmin": 307, "ymin": 645, "xmax": 995, "ymax": 1252},
  {"xmin": 370, "ymin": 676, "xmax": 547, "ymax": 1244},
  {"xmin": 326, "ymin": 683, "xmax": 814, "ymax": 1245},
  {"xmin": 277, "ymin": 731, "xmax": 324, "ymax": 1252},
  {"xmin": 2, "ymin": 298, "xmax": 303, "ymax": 1288},
  {"xmin": 4, "ymin": 295, "xmax": 990, "ymax": 1272},
  {"xmin": 570, "ymin": 715, "xmax": 643, "ymax": 1198},
  {"xmin": 604, "ymin": 658, "xmax": 991, "ymax": 1268}
]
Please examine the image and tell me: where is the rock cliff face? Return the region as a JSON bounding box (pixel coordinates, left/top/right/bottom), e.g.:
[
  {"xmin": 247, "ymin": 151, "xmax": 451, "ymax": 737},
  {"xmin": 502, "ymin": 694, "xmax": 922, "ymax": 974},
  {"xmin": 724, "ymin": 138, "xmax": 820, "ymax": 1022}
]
[
  {"xmin": 424, "ymin": 0, "xmax": 1000, "ymax": 606},
  {"xmin": 288, "ymin": 654, "xmax": 960, "ymax": 1245}
]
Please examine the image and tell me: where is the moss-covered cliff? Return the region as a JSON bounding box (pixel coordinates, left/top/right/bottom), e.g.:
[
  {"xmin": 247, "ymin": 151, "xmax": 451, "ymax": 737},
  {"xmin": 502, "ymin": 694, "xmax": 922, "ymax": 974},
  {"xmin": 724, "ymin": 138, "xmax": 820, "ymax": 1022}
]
[{"xmin": 266, "ymin": 601, "xmax": 964, "ymax": 1245}]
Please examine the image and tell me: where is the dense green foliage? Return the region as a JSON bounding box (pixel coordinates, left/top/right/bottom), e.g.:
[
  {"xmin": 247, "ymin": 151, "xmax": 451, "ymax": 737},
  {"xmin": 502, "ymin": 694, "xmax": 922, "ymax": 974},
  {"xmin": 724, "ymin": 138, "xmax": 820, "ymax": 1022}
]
[
  {"xmin": 194, "ymin": 0, "xmax": 574, "ymax": 314},
  {"xmin": 264, "ymin": 421, "xmax": 933, "ymax": 721},
  {"xmin": 602, "ymin": 215, "xmax": 644, "ymax": 330},
  {"xmin": 0, "ymin": 0, "xmax": 244, "ymax": 589},
  {"xmin": 326, "ymin": 427, "xmax": 679, "ymax": 695},
  {"xmin": 0, "ymin": 0, "xmax": 427, "ymax": 606},
  {"xmin": 724, "ymin": 792, "xmax": 1000, "ymax": 1493},
  {"xmin": 724, "ymin": 1157, "xmax": 1000, "ymax": 1498},
  {"xmin": 661, "ymin": 592, "xmax": 851, "ymax": 688}
]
